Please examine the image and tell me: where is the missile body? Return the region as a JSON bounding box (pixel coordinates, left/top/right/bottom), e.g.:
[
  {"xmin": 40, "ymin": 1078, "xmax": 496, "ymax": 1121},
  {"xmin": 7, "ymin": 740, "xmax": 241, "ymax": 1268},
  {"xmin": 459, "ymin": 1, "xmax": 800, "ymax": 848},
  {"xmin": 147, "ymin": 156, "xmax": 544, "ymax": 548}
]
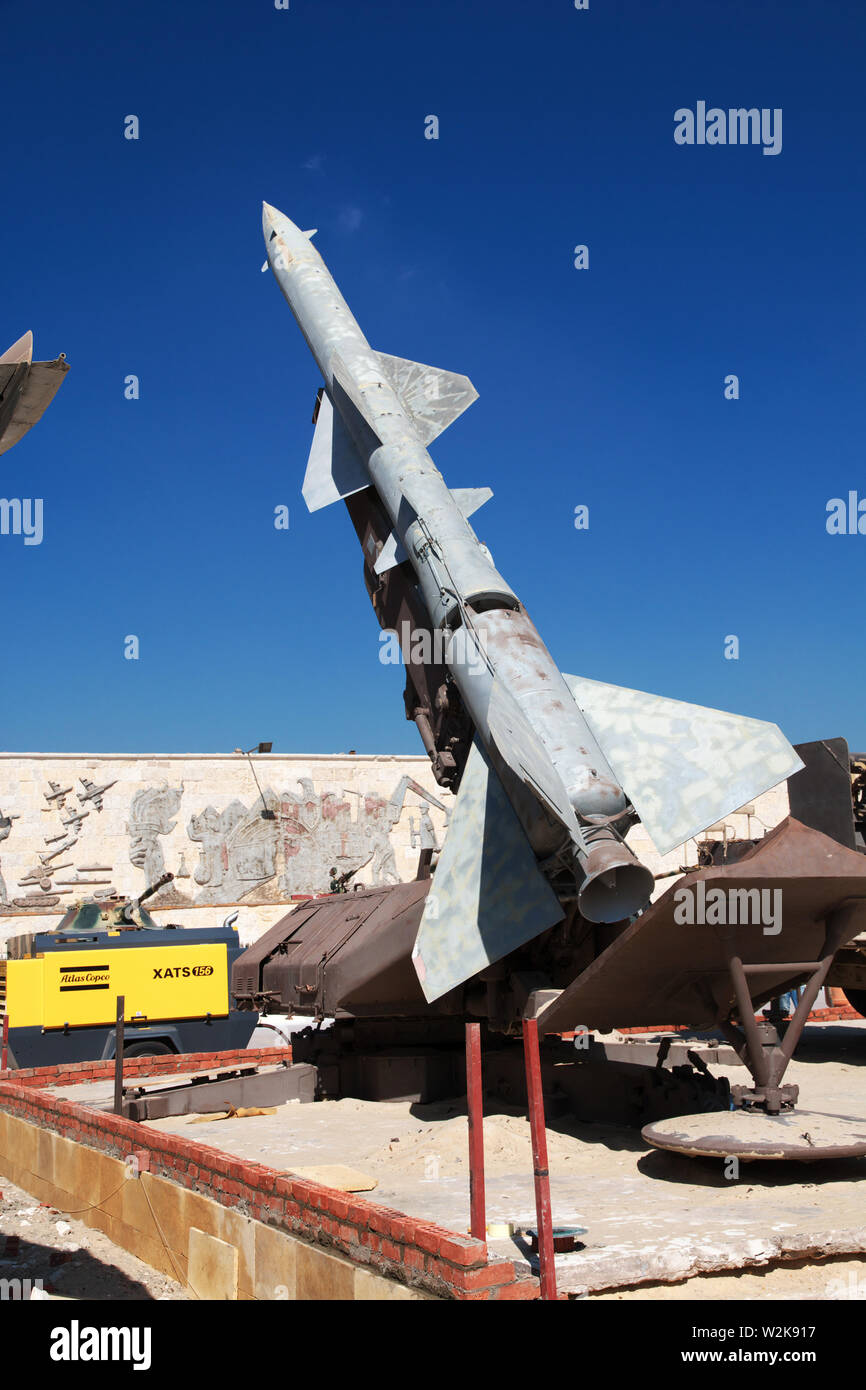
[
  {"xmin": 263, "ymin": 202, "xmax": 802, "ymax": 981},
  {"xmin": 263, "ymin": 203, "xmax": 653, "ymax": 921}
]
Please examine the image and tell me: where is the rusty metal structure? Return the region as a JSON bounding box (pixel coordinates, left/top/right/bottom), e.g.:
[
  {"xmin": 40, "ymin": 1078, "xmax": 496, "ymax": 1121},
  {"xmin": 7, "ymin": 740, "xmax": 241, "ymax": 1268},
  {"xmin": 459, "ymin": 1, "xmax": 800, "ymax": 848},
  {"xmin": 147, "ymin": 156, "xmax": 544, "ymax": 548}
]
[
  {"xmin": 0, "ymin": 331, "xmax": 68, "ymax": 455},
  {"xmin": 245, "ymin": 208, "xmax": 866, "ymax": 1157}
]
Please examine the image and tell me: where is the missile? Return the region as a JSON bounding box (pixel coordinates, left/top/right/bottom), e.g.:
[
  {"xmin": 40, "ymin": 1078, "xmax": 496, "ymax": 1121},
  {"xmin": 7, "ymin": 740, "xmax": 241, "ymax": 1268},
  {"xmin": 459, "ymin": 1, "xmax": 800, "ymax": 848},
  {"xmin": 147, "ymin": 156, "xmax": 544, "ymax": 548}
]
[
  {"xmin": 263, "ymin": 202, "xmax": 803, "ymax": 1000},
  {"xmin": 0, "ymin": 332, "xmax": 69, "ymax": 456}
]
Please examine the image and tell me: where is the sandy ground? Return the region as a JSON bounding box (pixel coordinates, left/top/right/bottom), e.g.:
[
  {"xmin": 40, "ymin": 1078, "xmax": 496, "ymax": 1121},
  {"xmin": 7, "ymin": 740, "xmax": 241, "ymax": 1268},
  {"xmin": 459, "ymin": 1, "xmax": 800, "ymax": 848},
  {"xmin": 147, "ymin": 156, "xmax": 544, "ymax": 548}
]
[
  {"xmin": 45, "ymin": 1020, "xmax": 866, "ymax": 1299},
  {"xmin": 0, "ymin": 1173, "xmax": 187, "ymax": 1300}
]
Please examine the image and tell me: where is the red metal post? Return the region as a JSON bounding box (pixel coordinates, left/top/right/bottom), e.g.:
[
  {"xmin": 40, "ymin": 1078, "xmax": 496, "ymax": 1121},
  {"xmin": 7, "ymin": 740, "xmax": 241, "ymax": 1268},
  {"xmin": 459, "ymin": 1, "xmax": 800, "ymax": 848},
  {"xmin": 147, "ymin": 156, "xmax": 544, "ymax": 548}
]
[
  {"xmin": 523, "ymin": 1016, "xmax": 557, "ymax": 1300},
  {"xmin": 113, "ymin": 995, "xmax": 125, "ymax": 1116},
  {"xmin": 1, "ymin": 1013, "xmax": 8, "ymax": 1072},
  {"xmin": 465, "ymin": 1022, "xmax": 486, "ymax": 1243}
]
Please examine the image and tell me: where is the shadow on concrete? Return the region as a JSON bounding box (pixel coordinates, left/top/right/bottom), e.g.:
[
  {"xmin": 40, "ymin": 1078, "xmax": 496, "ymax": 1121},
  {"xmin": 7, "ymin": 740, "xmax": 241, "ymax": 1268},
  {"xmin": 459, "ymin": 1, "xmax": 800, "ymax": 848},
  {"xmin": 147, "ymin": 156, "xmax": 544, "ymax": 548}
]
[
  {"xmin": 636, "ymin": 1146, "xmax": 866, "ymax": 1189},
  {"xmin": 792, "ymin": 1024, "xmax": 866, "ymax": 1067},
  {"xmin": 0, "ymin": 1234, "xmax": 162, "ymax": 1301}
]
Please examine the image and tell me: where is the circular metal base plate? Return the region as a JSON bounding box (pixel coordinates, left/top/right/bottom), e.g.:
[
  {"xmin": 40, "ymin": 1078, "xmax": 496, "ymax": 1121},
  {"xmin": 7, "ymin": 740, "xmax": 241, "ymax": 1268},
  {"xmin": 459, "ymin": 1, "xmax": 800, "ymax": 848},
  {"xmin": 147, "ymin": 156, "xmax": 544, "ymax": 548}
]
[{"xmin": 642, "ymin": 1109, "xmax": 866, "ymax": 1162}]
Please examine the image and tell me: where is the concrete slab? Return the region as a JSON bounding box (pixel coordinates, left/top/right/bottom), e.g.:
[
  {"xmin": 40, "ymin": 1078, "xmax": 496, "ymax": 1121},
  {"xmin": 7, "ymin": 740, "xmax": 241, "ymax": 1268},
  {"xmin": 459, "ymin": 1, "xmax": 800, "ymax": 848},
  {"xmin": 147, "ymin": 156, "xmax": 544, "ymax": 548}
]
[{"xmin": 52, "ymin": 1020, "xmax": 866, "ymax": 1295}]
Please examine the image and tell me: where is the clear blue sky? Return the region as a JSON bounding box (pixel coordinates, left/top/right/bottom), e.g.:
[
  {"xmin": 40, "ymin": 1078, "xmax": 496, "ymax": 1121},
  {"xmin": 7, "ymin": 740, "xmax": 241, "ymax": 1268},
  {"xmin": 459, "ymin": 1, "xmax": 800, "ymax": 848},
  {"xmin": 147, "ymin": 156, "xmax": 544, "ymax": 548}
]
[{"xmin": 1, "ymin": 0, "xmax": 864, "ymax": 755}]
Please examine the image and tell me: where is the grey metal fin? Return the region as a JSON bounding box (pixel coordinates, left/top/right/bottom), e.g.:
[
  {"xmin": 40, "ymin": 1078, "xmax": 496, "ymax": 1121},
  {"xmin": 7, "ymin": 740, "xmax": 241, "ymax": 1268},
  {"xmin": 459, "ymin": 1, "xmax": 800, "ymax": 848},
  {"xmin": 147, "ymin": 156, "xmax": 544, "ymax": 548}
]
[
  {"xmin": 451, "ymin": 486, "xmax": 493, "ymax": 517},
  {"xmin": 562, "ymin": 673, "xmax": 805, "ymax": 855},
  {"xmin": 376, "ymin": 351, "xmax": 478, "ymax": 445},
  {"xmin": 373, "ymin": 530, "xmax": 407, "ymax": 575},
  {"xmin": 411, "ymin": 740, "xmax": 564, "ymax": 1002},
  {"xmin": 301, "ymin": 389, "xmax": 370, "ymax": 512},
  {"xmin": 373, "ymin": 486, "xmax": 493, "ymax": 575},
  {"xmin": 0, "ymin": 357, "xmax": 69, "ymax": 457}
]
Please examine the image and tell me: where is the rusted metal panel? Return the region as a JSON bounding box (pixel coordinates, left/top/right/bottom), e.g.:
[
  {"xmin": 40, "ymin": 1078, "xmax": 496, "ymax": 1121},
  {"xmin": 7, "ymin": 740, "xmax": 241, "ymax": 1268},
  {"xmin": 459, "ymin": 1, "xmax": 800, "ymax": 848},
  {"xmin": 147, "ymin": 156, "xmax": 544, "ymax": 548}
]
[
  {"xmin": 232, "ymin": 880, "xmax": 455, "ymax": 1019},
  {"xmin": 643, "ymin": 1109, "xmax": 866, "ymax": 1162},
  {"xmin": 535, "ymin": 818, "xmax": 866, "ymax": 1035}
]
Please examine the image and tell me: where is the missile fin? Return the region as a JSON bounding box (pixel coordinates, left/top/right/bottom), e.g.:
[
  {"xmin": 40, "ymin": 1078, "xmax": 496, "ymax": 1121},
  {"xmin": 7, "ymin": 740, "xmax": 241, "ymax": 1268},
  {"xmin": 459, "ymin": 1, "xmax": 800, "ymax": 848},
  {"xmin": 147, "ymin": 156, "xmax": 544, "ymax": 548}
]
[
  {"xmin": 0, "ymin": 363, "xmax": 18, "ymax": 397},
  {"xmin": 373, "ymin": 530, "xmax": 407, "ymax": 575},
  {"xmin": 451, "ymin": 486, "xmax": 493, "ymax": 517},
  {"xmin": 0, "ymin": 357, "xmax": 69, "ymax": 456},
  {"xmin": 562, "ymin": 673, "xmax": 805, "ymax": 855},
  {"xmin": 411, "ymin": 739, "xmax": 564, "ymax": 1002},
  {"xmin": 301, "ymin": 388, "xmax": 370, "ymax": 512},
  {"xmin": 372, "ymin": 488, "xmax": 492, "ymax": 575},
  {"xmin": 376, "ymin": 352, "xmax": 478, "ymax": 445},
  {"xmin": 0, "ymin": 331, "xmax": 33, "ymax": 367},
  {"xmin": 483, "ymin": 672, "xmax": 580, "ymax": 834}
]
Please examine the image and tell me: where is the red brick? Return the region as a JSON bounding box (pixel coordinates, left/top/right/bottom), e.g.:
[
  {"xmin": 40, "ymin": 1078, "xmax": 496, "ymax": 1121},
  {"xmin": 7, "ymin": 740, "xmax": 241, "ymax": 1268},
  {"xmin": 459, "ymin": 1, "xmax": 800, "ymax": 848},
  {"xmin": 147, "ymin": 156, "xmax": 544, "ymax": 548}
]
[
  {"xmin": 427, "ymin": 1259, "xmax": 515, "ymax": 1292},
  {"xmin": 345, "ymin": 1199, "xmax": 375, "ymax": 1227},
  {"xmin": 492, "ymin": 1279, "xmax": 541, "ymax": 1300},
  {"xmin": 401, "ymin": 1246, "xmax": 425, "ymax": 1272},
  {"xmin": 437, "ymin": 1234, "xmax": 487, "ymax": 1268},
  {"xmin": 236, "ymin": 1161, "xmax": 266, "ymax": 1188},
  {"xmin": 258, "ymin": 1193, "xmax": 285, "ymax": 1216},
  {"xmin": 367, "ymin": 1206, "xmax": 409, "ymax": 1236},
  {"xmin": 412, "ymin": 1225, "xmax": 442, "ymax": 1257},
  {"xmin": 323, "ymin": 1192, "xmax": 350, "ymax": 1221}
]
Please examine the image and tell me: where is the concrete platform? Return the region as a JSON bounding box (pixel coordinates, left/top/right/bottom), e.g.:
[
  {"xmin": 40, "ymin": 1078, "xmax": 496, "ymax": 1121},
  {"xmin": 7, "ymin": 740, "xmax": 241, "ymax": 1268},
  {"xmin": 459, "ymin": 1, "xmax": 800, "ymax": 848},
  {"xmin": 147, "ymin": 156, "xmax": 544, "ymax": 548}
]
[{"xmin": 53, "ymin": 1021, "xmax": 866, "ymax": 1296}]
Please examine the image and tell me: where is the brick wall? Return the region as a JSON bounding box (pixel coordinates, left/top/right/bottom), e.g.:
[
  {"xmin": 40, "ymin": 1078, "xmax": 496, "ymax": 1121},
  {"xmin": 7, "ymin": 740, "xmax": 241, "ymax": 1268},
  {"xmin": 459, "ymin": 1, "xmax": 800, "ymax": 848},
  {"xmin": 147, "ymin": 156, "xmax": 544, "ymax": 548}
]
[
  {"xmin": 1, "ymin": 1046, "xmax": 293, "ymax": 1090},
  {"xmin": 0, "ymin": 1051, "xmax": 539, "ymax": 1301}
]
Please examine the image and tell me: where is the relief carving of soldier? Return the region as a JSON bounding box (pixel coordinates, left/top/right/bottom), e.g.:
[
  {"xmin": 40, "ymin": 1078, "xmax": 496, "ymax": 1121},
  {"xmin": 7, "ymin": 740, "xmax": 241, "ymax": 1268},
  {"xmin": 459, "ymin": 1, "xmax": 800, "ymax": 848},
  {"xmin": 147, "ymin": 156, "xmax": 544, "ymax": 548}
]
[{"xmin": 127, "ymin": 784, "xmax": 183, "ymax": 887}]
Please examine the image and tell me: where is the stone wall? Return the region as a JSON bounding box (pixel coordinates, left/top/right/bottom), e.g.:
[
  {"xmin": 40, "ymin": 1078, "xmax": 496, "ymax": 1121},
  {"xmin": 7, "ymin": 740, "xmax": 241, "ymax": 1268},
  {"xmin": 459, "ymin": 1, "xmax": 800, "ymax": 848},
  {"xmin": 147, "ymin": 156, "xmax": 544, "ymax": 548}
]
[
  {"xmin": 0, "ymin": 752, "xmax": 453, "ymax": 948},
  {"xmin": 0, "ymin": 748, "xmax": 794, "ymax": 952}
]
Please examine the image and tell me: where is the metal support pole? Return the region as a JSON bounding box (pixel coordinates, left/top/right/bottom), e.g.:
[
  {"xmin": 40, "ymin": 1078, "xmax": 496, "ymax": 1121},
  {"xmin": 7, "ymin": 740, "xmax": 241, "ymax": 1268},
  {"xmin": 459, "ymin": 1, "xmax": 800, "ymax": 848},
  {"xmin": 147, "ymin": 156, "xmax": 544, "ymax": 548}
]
[
  {"xmin": 522, "ymin": 1017, "xmax": 556, "ymax": 1301},
  {"xmin": 1, "ymin": 1013, "xmax": 8, "ymax": 1072},
  {"xmin": 113, "ymin": 995, "xmax": 125, "ymax": 1116},
  {"xmin": 775, "ymin": 955, "xmax": 834, "ymax": 1069},
  {"xmin": 465, "ymin": 1023, "xmax": 486, "ymax": 1244},
  {"xmin": 726, "ymin": 950, "xmax": 770, "ymax": 1086}
]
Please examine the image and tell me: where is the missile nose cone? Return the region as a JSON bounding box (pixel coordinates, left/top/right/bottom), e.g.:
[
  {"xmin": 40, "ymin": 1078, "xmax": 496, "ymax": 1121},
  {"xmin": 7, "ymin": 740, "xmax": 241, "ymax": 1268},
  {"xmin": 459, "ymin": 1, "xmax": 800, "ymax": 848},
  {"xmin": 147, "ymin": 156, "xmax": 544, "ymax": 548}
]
[
  {"xmin": 262, "ymin": 201, "xmax": 314, "ymax": 261},
  {"xmin": 262, "ymin": 200, "xmax": 300, "ymax": 234},
  {"xmin": 262, "ymin": 200, "xmax": 281, "ymax": 237}
]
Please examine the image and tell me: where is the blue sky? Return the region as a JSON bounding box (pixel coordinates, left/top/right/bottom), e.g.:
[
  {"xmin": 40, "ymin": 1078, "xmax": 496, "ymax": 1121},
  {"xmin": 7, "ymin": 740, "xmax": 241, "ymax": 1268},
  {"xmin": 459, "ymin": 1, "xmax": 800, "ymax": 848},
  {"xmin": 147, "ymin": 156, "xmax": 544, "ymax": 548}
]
[{"xmin": 1, "ymin": 0, "xmax": 864, "ymax": 755}]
